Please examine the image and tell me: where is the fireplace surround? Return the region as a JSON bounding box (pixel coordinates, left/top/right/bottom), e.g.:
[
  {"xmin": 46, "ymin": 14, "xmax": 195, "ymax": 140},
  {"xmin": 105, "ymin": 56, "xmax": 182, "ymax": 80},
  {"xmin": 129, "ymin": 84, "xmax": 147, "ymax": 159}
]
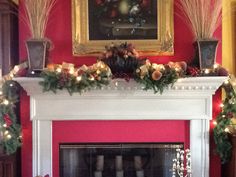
[{"xmin": 15, "ymin": 76, "xmax": 226, "ymax": 177}]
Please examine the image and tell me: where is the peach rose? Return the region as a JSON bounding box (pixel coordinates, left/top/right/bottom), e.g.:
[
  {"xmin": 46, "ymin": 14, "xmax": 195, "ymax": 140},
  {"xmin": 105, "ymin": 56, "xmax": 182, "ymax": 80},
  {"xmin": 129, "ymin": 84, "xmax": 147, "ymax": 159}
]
[{"xmin": 152, "ymin": 70, "xmax": 162, "ymax": 81}]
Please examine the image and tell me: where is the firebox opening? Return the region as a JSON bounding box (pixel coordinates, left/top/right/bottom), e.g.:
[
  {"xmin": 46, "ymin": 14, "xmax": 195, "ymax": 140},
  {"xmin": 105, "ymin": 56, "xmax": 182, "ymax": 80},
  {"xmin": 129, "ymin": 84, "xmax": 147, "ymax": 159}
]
[{"xmin": 59, "ymin": 143, "xmax": 183, "ymax": 177}]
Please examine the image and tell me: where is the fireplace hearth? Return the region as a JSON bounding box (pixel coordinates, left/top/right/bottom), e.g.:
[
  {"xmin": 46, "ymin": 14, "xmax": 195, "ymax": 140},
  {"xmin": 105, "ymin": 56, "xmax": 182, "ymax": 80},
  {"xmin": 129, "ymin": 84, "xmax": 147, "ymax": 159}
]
[{"xmin": 60, "ymin": 143, "xmax": 183, "ymax": 177}]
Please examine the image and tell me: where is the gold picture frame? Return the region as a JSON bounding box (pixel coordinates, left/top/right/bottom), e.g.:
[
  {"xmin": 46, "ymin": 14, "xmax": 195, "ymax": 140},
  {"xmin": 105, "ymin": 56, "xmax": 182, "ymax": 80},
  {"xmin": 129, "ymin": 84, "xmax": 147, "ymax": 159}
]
[{"xmin": 72, "ymin": 0, "xmax": 174, "ymax": 56}]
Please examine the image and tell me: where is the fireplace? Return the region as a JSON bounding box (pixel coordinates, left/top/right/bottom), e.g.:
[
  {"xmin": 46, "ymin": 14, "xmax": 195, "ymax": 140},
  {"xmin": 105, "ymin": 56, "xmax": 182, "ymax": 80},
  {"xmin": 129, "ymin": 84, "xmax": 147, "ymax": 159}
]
[
  {"xmin": 15, "ymin": 77, "xmax": 226, "ymax": 177},
  {"xmin": 59, "ymin": 143, "xmax": 183, "ymax": 177}
]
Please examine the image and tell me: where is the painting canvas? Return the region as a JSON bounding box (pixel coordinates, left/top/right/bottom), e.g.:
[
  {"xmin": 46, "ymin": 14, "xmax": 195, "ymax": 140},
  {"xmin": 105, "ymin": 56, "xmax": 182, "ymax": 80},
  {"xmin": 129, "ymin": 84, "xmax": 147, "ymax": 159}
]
[
  {"xmin": 72, "ymin": 0, "xmax": 173, "ymax": 56},
  {"xmin": 88, "ymin": 0, "xmax": 158, "ymax": 40}
]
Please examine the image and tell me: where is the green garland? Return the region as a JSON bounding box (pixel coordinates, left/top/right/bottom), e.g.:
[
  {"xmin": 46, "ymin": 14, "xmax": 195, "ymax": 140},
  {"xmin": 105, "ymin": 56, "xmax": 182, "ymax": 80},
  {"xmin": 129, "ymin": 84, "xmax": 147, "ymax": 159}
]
[
  {"xmin": 40, "ymin": 62, "xmax": 112, "ymax": 95},
  {"xmin": 0, "ymin": 80, "xmax": 21, "ymax": 154},
  {"xmin": 213, "ymin": 77, "xmax": 236, "ymax": 164},
  {"xmin": 134, "ymin": 63, "xmax": 180, "ymax": 94},
  {"xmin": 39, "ymin": 61, "xmax": 184, "ymax": 94}
]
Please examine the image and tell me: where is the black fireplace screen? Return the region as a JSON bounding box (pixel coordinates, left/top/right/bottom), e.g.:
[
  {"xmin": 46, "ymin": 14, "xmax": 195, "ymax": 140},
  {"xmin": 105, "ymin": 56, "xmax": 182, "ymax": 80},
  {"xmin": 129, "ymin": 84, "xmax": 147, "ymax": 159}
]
[{"xmin": 60, "ymin": 143, "xmax": 183, "ymax": 177}]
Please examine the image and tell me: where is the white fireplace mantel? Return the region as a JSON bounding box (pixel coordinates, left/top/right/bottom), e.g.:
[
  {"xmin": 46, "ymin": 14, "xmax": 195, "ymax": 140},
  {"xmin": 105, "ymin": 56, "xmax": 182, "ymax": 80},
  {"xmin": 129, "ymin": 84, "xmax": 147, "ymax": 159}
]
[{"xmin": 15, "ymin": 77, "xmax": 227, "ymax": 177}]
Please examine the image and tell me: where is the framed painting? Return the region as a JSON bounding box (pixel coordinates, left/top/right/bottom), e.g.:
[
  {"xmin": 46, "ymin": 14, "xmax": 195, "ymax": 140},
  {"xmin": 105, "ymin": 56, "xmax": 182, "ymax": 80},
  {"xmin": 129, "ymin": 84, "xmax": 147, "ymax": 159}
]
[{"xmin": 72, "ymin": 0, "xmax": 174, "ymax": 56}]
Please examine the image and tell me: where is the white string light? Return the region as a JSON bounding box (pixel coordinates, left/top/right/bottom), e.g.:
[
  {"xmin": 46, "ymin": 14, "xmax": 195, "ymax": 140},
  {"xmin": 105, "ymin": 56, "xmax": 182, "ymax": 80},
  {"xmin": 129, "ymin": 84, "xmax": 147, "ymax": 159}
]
[
  {"xmin": 69, "ymin": 68, "xmax": 75, "ymax": 75},
  {"xmin": 213, "ymin": 121, "xmax": 217, "ymax": 126},
  {"xmin": 56, "ymin": 68, "xmax": 62, "ymax": 73},
  {"xmin": 225, "ymin": 127, "xmax": 230, "ymax": 133},
  {"xmin": 213, "ymin": 63, "xmax": 219, "ymax": 69},
  {"xmin": 76, "ymin": 76, "xmax": 82, "ymax": 82},
  {"xmin": 220, "ymin": 103, "xmax": 224, "ymax": 108},
  {"xmin": 204, "ymin": 69, "xmax": 210, "ymax": 74},
  {"xmin": 4, "ymin": 130, "xmax": 9, "ymax": 135},
  {"xmin": 224, "ymin": 80, "xmax": 229, "ymax": 85},
  {"xmin": 89, "ymin": 76, "xmax": 95, "ymax": 81},
  {"xmin": 3, "ymin": 99, "xmax": 9, "ymax": 105}
]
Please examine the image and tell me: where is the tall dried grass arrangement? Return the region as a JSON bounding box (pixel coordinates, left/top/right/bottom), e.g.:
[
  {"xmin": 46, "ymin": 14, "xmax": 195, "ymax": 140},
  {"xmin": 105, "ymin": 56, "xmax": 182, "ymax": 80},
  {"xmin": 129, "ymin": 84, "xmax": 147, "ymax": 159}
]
[
  {"xmin": 22, "ymin": 0, "xmax": 56, "ymax": 39},
  {"xmin": 176, "ymin": 0, "xmax": 222, "ymax": 40}
]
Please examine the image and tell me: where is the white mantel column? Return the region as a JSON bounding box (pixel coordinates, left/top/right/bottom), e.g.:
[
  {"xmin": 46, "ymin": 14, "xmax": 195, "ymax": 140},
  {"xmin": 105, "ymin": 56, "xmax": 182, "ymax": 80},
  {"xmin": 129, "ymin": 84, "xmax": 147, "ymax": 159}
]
[{"xmin": 33, "ymin": 120, "xmax": 52, "ymax": 177}]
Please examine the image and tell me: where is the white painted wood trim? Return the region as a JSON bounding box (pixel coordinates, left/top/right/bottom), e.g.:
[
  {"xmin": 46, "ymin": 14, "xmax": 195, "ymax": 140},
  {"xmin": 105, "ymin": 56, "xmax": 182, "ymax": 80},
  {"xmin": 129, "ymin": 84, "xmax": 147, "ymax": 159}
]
[
  {"xmin": 14, "ymin": 77, "xmax": 227, "ymax": 177},
  {"xmin": 33, "ymin": 120, "xmax": 52, "ymax": 177}
]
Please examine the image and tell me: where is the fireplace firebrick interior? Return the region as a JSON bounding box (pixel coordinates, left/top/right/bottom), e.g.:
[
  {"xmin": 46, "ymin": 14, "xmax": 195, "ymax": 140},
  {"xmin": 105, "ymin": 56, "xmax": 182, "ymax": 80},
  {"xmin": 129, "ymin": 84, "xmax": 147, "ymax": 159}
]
[{"xmin": 59, "ymin": 143, "xmax": 183, "ymax": 177}]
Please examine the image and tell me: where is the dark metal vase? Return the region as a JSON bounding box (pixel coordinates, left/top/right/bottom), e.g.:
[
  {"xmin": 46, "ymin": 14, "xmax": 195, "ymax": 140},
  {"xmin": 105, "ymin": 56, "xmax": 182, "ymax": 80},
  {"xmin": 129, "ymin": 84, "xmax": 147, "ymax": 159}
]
[
  {"xmin": 194, "ymin": 39, "xmax": 218, "ymax": 69},
  {"xmin": 26, "ymin": 39, "xmax": 50, "ymax": 73}
]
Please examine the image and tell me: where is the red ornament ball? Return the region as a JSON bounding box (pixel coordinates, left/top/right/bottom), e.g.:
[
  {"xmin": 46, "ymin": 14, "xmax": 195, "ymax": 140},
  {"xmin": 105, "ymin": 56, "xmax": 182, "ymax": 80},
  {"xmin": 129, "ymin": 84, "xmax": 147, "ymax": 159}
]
[
  {"xmin": 187, "ymin": 66, "xmax": 200, "ymax": 77},
  {"xmin": 217, "ymin": 67, "xmax": 229, "ymax": 76}
]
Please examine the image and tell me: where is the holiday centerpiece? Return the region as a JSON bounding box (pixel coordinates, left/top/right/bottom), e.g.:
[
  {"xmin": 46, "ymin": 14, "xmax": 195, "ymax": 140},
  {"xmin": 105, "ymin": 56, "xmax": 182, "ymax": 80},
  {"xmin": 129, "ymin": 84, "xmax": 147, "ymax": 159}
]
[
  {"xmin": 135, "ymin": 60, "xmax": 187, "ymax": 93},
  {"xmin": 99, "ymin": 43, "xmax": 146, "ymax": 77},
  {"xmin": 22, "ymin": 0, "xmax": 56, "ymax": 74},
  {"xmin": 176, "ymin": 0, "xmax": 222, "ymax": 70}
]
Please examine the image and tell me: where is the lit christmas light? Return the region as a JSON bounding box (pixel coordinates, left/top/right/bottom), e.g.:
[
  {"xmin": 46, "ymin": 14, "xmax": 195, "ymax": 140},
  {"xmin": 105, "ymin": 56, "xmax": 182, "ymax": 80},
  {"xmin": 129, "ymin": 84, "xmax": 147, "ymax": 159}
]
[
  {"xmin": 31, "ymin": 71, "xmax": 35, "ymax": 75},
  {"xmin": 56, "ymin": 68, "xmax": 62, "ymax": 73},
  {"xmin": 224, "ymin": 80, "xmax": 229, "ymax": 85},
  {"xmin": 9, "ymin": 83, "xmax": 14, "ymax": 87},
  {"xmin": 6, "ymin": 134, "xmax": 12, "ymax": 139},
  {"xmin": 76, "ymin": 76, "xmax": 82, "ymax": 82},
  {"xmin": 9, "ymin": 73, "xmax": 14, "ymax": 78},
  {"xmin": 96, "ymin": 70, "xmax": 101, "ymax": 74},
  {"xmin": 213, "ymin": 121, "xmax": 217, "ymax": 125},
  {"xmin": 4, "ymin": 130, "xmax": 9, "ymax": 135},
  {"xmin": 89, "ymin": 76, "xmax": 95, "ymax": 81},
  {"xmin": 220, "ymin": 103, "xmax": 224, "ymax": 108},
  {"xmin": 224, "ymin": 127, "xmax": 230, "ymax": 133},
  {"xmin": 177, "ymin": 79, "xmax": 183, "ymax": 83},
  {"xmin": 3, "ymin": 124, "xmax": 7, "ymax": 128},
  {"xmin": 204, "ymin": 69, "xmax": 210, "ymax": 74},
  {"xmin": 213, "ymin": 64, "xmax": 219, "ymax": 69},
  {"xmin": 3, "ymin": 99, "xmax": 9, "ymax": 105},
  {"xmin": 69, "ymin": 68, "xmax": 75, "ymax": 75},
  {"xmin": 175, "ymin": 67, "xmax": 180, "ymax": 72},
  {"xmin": 13, "ymin": 65, "xmax": 20, "ymax": 73}
]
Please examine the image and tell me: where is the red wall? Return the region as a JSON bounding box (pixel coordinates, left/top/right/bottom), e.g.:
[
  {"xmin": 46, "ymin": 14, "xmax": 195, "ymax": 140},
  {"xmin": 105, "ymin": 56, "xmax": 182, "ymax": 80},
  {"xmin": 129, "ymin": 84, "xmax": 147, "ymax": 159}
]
[
  {"xmin": 19, "ymin": 0, "xmax": 222, "ymax": 177},
  {"xmin": 53, "ymin": 121, "xmax": 190, "ymax": 177}
]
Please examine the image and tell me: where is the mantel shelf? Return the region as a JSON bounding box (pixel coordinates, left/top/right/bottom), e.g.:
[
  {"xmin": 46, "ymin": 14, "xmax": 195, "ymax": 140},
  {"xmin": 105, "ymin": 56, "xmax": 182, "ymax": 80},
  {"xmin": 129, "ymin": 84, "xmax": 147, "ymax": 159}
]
[
  {"xmin": 15, "ymin": 76, "xmax": 227, "ymax": 96},
  {"xmin": 14, "ymin": 76, "xmax": 227, "ymax": 121}
]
